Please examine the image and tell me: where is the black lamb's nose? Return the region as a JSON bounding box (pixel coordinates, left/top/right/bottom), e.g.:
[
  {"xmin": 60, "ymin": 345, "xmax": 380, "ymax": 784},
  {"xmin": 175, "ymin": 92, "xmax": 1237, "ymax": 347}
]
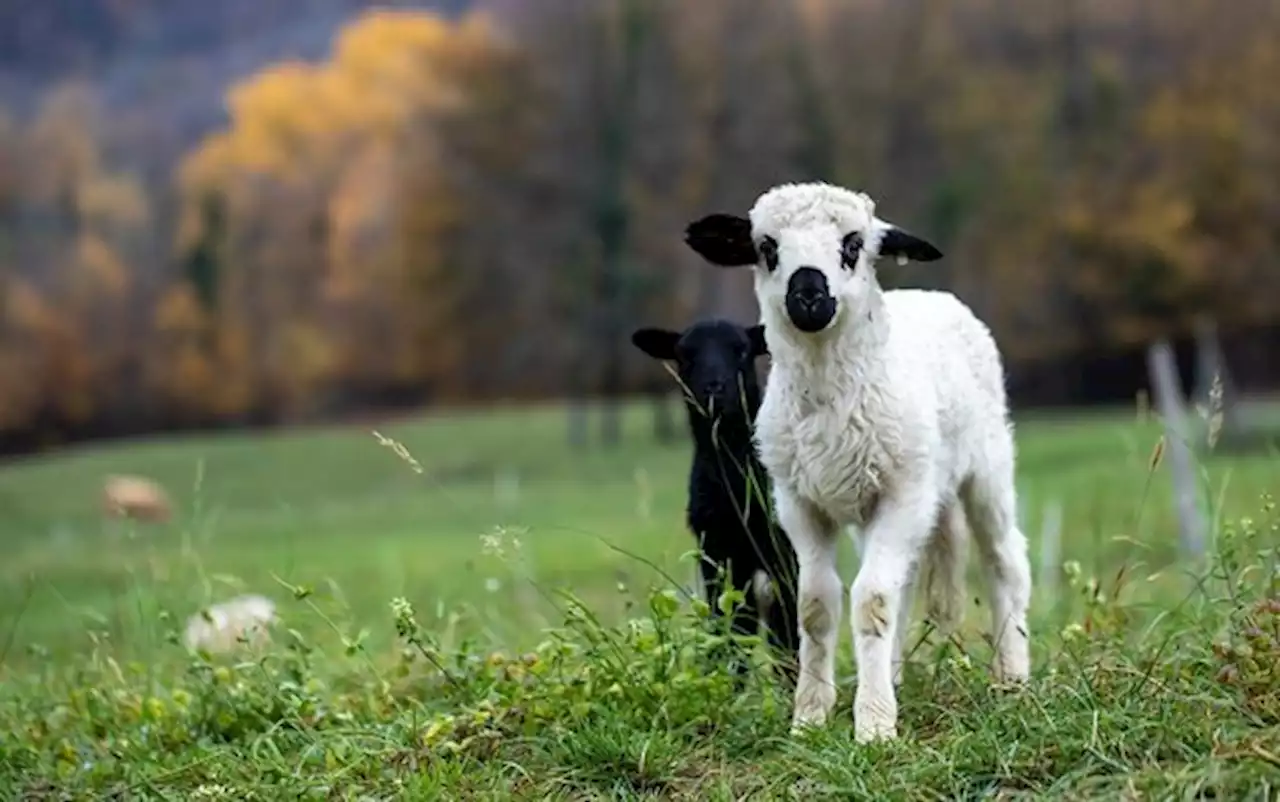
[{"xmin": 705, "ymin": 380, "xmax": 725, "ymax": 396}]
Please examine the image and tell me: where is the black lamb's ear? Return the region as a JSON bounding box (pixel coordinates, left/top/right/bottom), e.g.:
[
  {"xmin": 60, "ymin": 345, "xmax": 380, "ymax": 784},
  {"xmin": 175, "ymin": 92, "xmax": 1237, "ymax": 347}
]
[
  {"xmin": 684, "ymin": 214, "xmax": 758, "ymax": 267},
  {"xmin": 746, "ymin": 324, "xmax": 768, "ymax": 358},
  {"xmin": 877, "ymin": 225, "xmax": 943, "ymax": 263},
  {"xmin": 630, "ymin": 328, "xmax": 680, "ymax": 361}
]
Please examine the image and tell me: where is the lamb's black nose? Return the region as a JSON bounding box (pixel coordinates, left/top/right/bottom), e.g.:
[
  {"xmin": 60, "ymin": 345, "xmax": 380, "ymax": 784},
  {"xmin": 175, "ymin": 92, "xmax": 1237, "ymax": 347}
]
[
  {"xmin": 788, "ymin": 267, "xmax": 830, "ymax": 304},
  {"xmin": 794, "ymin": 286, "xmax": 825, "ymax": 304},
  {"xmin": 786, "ymin": 266, "xmax": 836, "ymax": 333},
  {"xmin": 705, "ymin": 380, "xmax": 725, "ymax": 396}
]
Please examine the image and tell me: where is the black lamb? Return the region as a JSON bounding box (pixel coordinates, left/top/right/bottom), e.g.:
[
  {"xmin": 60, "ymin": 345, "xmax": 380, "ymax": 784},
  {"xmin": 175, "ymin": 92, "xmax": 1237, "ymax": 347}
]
[{"xmin": 631, "ymin": 319, "xmax": 800, "ymax": 682}]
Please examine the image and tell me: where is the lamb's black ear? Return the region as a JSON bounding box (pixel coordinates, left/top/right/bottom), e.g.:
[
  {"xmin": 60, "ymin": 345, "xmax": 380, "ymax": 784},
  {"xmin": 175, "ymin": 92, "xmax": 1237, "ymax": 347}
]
[
  {"xmin": 877, "ymin": 225, "xmax": 943, "ymax": 263},
  {"xmin": 631, "ymin": 328, "xmax": 680, "ymax": 361},
  {"xmin": 684, "ymin": 214, "xmax": 757, "ymax": 267},
  {"xmin": 746, "ymin": 324, "xmax": 768, "ymax": 358}
]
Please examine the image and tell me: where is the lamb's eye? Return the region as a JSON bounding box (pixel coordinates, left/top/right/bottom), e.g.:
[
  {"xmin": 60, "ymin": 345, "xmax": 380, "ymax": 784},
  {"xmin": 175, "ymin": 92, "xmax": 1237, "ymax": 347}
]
[
  {"xmin": 841, "ymin": 233, "xmax": 863, "ymax": 269},
  {"xmin": 758, "ymin": 236, "xmax": 779, "ymax": 272}
]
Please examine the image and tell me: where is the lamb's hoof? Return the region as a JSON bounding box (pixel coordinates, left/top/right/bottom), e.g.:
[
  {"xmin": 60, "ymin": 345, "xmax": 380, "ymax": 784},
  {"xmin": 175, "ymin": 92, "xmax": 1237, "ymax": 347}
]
[
  {"xmin": 992, "ymin": 655, "xmax": 1030, "ymax": 689},
  {"xmin": 990, "ymin": 673, "xmax": 1029, "ymax": 693},
  {"xmin": 853, "ymin": 695, "xmax": 898, "ymax": 744},
  {"xmin": 789, "ymin": 714, "xmax": 827, "ymax": 736},
  {"xmin": 789, "ymin": 696, "xmax": 834, "ymax": 735},
  {"xmin": 853, "ymin": 714, "xmax": 898, "ymax": 744}
]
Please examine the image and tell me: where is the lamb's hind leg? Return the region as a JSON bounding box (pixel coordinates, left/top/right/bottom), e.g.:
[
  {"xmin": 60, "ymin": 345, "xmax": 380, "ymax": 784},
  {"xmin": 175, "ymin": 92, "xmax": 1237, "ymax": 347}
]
[
  {"xmin": 775, "ymin": 488, "xmax": 840, "ymax": 732},
  {"xmin": 920, "ymin": 502, "xmax": 968, "ymax": 637},
  {"xmin": 890, "ymin": 557, "xmax": 918, "ymax": 688},
  {"xmin": 893, "ymin": 503, "xmax": 969, "ymax": 688},
  {"xmin": 763, "ymin": 564, "xmax": 801, "ymax": 687},
  {"xmin": 961, "ymin": 452, "xmax": 1032, "ymax": 684}
]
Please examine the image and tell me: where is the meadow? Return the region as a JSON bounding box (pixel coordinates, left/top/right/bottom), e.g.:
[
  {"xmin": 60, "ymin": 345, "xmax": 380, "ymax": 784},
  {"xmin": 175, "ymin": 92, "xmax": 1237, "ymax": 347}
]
[{"xmin": 0, "ymin": 399, "xmax": 1277, "ymax": 799}]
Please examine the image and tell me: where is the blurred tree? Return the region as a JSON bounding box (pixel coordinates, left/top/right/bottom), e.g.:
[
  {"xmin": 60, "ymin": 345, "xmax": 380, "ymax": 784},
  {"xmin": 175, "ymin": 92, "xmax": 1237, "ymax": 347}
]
[
  {"xmin": 177, "ymin": 9, "xmax": 510, "ymax": 422},
  {"xmin": 0, "ymin": 278, "xmax": 55, "ymax": 441},
  {"xmin": 493, "ymin": 0, "xmax": 668, "ymax": 448},
  {"xmin": 5, "ymin": 0, "xmax": 1280, "ymax": 453},
  {"xmin": 0, "ymin": 83, "xmax": 158, "ymax": 442},
  {"xmin": 1053, "ymin": 10, "xmax": 1280, "ymax": 355},
  {"xmin": 182, "ymin": 191, "xmax": 225, "ymax": 313},
  {"xmin": 588, "ymin": 0, "xmax": 651, "ymax": 447}
]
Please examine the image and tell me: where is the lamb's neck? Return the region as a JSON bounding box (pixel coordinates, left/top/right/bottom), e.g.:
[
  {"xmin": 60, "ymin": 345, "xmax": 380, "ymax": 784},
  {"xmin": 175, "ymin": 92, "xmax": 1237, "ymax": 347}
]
[
  {"xmin": 774, "ymin": 296, "xmax": 890, "ymax": 407},
  {"xmin": 688, "ymin": 410, "xmax": 759, "ymax": 463}
]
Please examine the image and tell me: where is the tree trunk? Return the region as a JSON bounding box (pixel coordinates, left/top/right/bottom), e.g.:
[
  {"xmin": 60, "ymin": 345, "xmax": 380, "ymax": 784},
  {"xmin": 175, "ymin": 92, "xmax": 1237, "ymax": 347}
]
[
  {"xmin": 1038, "ymin": 498, "xmax": 1063, "ymax": 604},
  {"xmin": 592, "ymin": 0, "xmax": 649, "ymax": 448},
  {"xmin": 785, "ymin": 12, "xmax": 835, "ymax": 182}
]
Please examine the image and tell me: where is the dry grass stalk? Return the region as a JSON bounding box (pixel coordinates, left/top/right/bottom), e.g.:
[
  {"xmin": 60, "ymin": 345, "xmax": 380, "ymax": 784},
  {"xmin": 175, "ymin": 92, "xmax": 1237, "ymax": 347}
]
[{"xmin": 372, "ymin": 430, "xmax": 425, "ymax": 474}]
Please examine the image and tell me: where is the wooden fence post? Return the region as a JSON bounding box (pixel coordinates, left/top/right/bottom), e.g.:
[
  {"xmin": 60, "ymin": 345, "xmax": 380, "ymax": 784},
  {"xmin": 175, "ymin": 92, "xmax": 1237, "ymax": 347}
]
[
  {"xmin": 1145, "ymin": 339, "xmax": 1206, "ymax": 558},
  {"xmin": 1039, "ymin": 498, "xmax": 1063, "ymax": 601}
]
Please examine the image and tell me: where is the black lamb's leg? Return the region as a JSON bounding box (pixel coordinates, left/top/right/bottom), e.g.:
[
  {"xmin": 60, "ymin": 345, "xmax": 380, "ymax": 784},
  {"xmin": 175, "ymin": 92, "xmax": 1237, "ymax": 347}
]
[
  {"xmin": 698, "ymin": 557, "xmax": 759, "ymax": 684},
  {"xmin": 765, "ymin": 570, "xmax": 801, "ymax": 688},
  {"xmin": 727, "ymin": 570, "xmax": 762, "ymax": 682},
  {"xmin": 697, "ymin": 553, "xmax": 725, "ymax": 619},
  {"xmin": 755, "ymin": 526, "xmax": 801, "ymax": 687}
]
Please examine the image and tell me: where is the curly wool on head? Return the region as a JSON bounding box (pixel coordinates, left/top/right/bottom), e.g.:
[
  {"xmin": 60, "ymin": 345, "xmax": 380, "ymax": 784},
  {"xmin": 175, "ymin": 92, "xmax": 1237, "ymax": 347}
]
[
  {"xmin": 748, "ymin": 182, "xmax": 879, "ymax": 239},
  {"xmin": 683, "ymin": 181, "xmax": 1032, "ymax": 745}
]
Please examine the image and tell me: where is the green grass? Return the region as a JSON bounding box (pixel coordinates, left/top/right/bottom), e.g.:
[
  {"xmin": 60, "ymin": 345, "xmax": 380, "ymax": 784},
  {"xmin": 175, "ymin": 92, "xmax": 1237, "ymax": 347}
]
[{"xmin": 0, "ymin": 398, "xmax": 1277, "ymax": 799}]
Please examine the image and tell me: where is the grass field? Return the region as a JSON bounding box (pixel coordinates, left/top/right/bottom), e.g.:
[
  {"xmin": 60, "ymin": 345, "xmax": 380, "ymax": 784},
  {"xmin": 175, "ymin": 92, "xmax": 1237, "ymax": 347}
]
[{"xmin": 0, "ymin": 399, "xmax": 1277, "ymax": 799}]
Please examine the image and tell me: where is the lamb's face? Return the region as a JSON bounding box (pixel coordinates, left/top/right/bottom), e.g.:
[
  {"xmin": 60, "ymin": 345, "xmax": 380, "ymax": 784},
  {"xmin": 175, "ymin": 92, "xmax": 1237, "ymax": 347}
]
[
  {"xmin": 748, "ymin": 185, "xmax": 882, "ymax": 334},
  {"xmin": 683, "ymin": 182, "xmax": 943, "ymax": 338},
  {"xmin": 630, "ymin": 320, "xmax": 769, "ymax": 419}
]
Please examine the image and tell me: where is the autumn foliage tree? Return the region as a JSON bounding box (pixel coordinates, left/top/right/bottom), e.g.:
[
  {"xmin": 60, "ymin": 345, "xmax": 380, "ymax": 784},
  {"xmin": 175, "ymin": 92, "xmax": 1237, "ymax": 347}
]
[
  {"xmin": 174, "ymin": 9, "xmax": 514, "ymax": 421},
  {"xmin": 2, "ymin": 0, "xmax": 1279, "ymax": 454},
  {"xmin": 0, "ymin": 84, "xmax": 157, "ymax": 449}
]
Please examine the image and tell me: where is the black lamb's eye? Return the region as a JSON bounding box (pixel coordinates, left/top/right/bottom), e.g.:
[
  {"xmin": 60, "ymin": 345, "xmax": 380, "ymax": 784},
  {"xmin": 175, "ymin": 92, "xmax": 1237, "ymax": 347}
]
[
  {"xmin": 841, "ymin": 232, "xmax": 863, "ymax": 269},
  {"xmin": 758, "ymin": 236, "xmax": 779, "ymax": 272}
]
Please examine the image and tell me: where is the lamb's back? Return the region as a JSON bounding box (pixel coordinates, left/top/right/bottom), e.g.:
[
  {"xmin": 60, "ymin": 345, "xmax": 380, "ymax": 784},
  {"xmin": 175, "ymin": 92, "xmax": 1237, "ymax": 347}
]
[{"xmin": 883, "ymin": 288, "xmax": 1009, "ymax": 443}]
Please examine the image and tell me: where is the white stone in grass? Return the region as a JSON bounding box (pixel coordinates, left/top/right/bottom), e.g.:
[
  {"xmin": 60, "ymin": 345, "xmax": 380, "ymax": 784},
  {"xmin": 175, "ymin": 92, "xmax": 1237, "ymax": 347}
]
[
  {"xmin": 101, "ymin": 474, "xmax": 173, "ymax": 524},
  {"xmin": 184, "ymin": 594, "xmax": 277, "ymax": 654}
]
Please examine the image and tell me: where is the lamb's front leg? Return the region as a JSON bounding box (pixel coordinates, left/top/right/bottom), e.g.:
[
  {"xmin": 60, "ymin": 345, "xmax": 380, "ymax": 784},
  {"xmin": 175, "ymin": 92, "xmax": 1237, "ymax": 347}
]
[
  {"xmin": 849, "ymin": 494, "xmax": 935, "ymax": 743},
  {"xmin": 857, "ymin": 528, "xmax": 915, "ymax": 688},
  {"xmin": 774, "ymin": 488, "xmax": 839, "ymax": 733}
]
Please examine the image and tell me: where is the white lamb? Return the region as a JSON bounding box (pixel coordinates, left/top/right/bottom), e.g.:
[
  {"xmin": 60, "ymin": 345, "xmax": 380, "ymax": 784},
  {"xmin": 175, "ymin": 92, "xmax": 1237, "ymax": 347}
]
[{"xmin": 683, "ymin": 181, "xmax": 1032, "ymax": 742}]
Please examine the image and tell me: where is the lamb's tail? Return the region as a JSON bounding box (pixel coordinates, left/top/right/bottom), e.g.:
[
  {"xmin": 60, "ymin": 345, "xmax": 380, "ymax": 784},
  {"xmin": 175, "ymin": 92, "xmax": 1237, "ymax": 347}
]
[{"xmin": 920, "ymin": 502, "xmax": 968, "ymax": 635}]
